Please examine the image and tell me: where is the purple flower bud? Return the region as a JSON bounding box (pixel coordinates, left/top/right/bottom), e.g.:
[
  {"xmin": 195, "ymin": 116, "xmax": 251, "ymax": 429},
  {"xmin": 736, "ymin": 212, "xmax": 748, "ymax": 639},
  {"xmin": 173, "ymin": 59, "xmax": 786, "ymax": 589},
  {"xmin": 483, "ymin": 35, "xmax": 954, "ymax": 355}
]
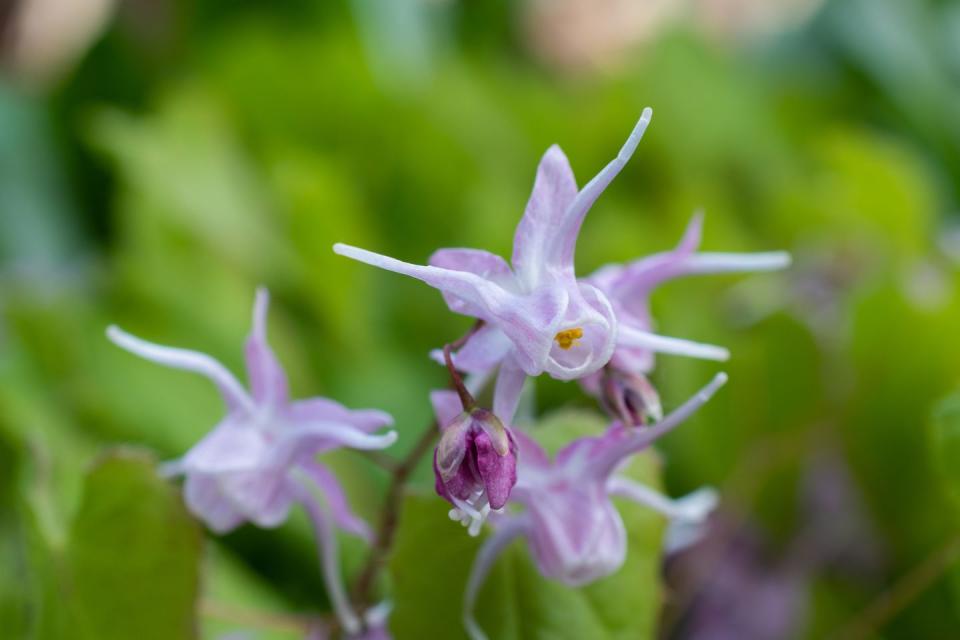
[
  {"xmin": 433, "ymin": 406, "xmax": 518, "ymax": 536},
  {"xmin": 599, "ymin": 369, "xmax": 663, "ymax": 426}
]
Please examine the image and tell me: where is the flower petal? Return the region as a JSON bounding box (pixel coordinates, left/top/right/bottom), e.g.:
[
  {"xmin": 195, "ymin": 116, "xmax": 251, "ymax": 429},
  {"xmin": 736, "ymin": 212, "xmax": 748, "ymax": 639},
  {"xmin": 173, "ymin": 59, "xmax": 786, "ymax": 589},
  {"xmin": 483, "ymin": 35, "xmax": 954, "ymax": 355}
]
[
  {"xmin": 182, "ymin": 417, "xmax": 267, "ymax": 473},
  {"xmin": 511, "ymin": 144, "xmax": 579, "ymax": 288},
  {"xmin": 285, "ymin": 398, "xmax": 393, "ymax": 433},
  {"xmin": 297, "ymin": 461, "xmax": 373, "ymax": 541},
  {"xmin": 564, "ymin": 372, "xmax": 728, "ymax": 480},
  {"xmin": 272, "ymin": 420, "xmax": 399, "ymax": 467},
  {"xmin": 608, "ymin": 481, "xmax": 719, "ymax": 555},
  {"xmin": 618, "ymin": 325, "xmax": 730, "ymax": 362},
  {"xmin": 182, "ymin": 473, "xmax": 246, "ymax": 533},
  {"xmin": 601, "ymin": 213, "xmax": 791, "ymax": 302},
  {"xmin": 244, "ymin": 288, "xmax": 289, "ymax": 408},
  {"xmin": 529, "ymin": 109, "xmax": 652, "ymax": 282},
  {"xmin": 107, "ymin": 325, "xmax": 252, "ymax": 413},
  {"xmin": 218, "ymin": 469, "xmax": 294, "ymax": 528},
  {"xmin": 492, "ymin": 357, "xmax": 527, "ymax": 425},
  {"xmin": 524, "ymin": 482, "xmax": 627, "ymax": 586},
  {"xmin": 335, "ymin": 243, "xmax": 568, "ymax": 375},
  {"xmin": 334, "ymin": 243, "xmax": 511, "ymax": 323},
  {"xmin": 295, "ymin": 482, "xmax": 362, "ymax": 635},
  {"xmin": 474, "ymin": 431, "xmax": 518, "ymax": 510},
  {"xmin": 429, "ymin": 324, "xmax": 513, "ymax": 375},
  {"xmin": 430, "ymin": 389, "xmax": 464, "ymax": 428},
  {"xmin": 463, "ymin": 517, "xmax": 530, "ymax": 640},
  {"xmin": 430, "ymin": 248, "xmax": 515, "ymax": 317}
]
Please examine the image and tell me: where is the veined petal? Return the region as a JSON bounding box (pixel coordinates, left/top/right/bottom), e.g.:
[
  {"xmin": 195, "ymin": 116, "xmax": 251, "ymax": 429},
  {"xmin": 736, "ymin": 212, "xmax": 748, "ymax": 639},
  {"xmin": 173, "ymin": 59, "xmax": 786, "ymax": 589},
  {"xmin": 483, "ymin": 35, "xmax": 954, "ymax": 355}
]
[
  {"xmin": 244, "ymin": 288, "xmax": 289, "ymax": 408},
  {"xmin": 606, "ymin": 477, "xmax": 691, "ymax": 518},
  {"xmin": 525, "ymin": 482, "xmax": 627, "ymax": 586},
  {"xmin": 512, "ymin": 144, "xmax": 579, "ymax": 288},
  {"xmin": 107, "ymin": 325, "xmax": 253, "ymax": 413},
  {"xmin": 272, "ymin": 420, "xmax": 398, "ymax": 466},
  {"xmin": 296, "ymin": 462, "xmax": 374, "ymax": 541},
  {"xmin": 474, "ymin": 431, "xmax": 517, "ymax": 510},
  {"xmin": 335, "ymin": 243, "xmax": 568, "ymax": 374},
  {"xmin": 604, "ymin": 213, "xmax": 791, "ymax": 301},
  {"xmin": 618, "ymin": 325, "xmax": 730, "ymax": 362},
  {"xmin": 463, "ymin": 517, "xmax": 531, "ymax": 640},
  {"xmin": 333, "ymin": 244, "xmax": 511, "ymax": 323},
  {"xmin": 430, "ymin": 389, "xmax": 463, "ymax": 428},
  {"xmin": 569, "ymin": 372, "xmax": 728, "ymax": 480},
  {"xmin": 430, "ymin": 248, "xmax": 516, "ymax": 317},
  {"xmin": 510, "ymin": 429, "xmax": 552, "ymax": 498},
  {"xmin": 552, "ymin": 109, "xmax": 653, "ymax": 278},
  {"xmin": 429, "ymin": 325, "xmax": 513, "ymax": 375},
  {"xmin": 492, "ymin": 357, "xmax": 527, "ymax": 425},
  {"xmin": 541, "ymin": 282, "xmax": 617, "ymax": 381},
  {"xmin": 182, "ymin": 417, "xmax": 267, "ymax": 473},
  {"xmin": 217, "ymin": 469, "xmax": 294, "ymax": 528},
  {"xmin": 182, "ymin": 473, "xmax": 246, "ymax": 533},
  {"xmin": 285, "ymin": 398, "xmax": 393, "ymax": 434},
  {"xmin": 606, "ymin": 479, "xmax": 718, "ymax": 554}
]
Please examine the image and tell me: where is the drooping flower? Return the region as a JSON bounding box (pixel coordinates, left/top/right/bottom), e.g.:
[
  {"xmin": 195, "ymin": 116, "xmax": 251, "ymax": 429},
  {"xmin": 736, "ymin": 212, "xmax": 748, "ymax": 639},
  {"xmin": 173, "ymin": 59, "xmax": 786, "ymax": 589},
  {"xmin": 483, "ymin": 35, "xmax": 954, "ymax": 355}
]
[
  {"xmin": 582, "ymin": 212, "xmax": 790, "ymax": 399},
  {"xmin": 431, "ymin": 390, "xmax": 518, "ymax": 536},
  {"xmin": 336, "ymin": 109, "xmax": 660, "ymax": 424},
  {"xmin": 107, "ymin": 288, "xmax": 397, "ymax": 634},
  {"xmin": 461, "ymin": 373, "xmax": 727, "ymax": 640}
]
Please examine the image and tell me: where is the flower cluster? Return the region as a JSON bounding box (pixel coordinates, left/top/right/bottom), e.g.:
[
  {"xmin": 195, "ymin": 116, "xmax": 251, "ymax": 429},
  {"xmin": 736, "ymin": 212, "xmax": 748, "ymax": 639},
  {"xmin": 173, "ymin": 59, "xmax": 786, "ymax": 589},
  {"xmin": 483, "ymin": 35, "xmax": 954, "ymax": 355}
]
[
  {"xmin": 108, "ymin": 289, "xmax": 396, "ymax": 636},
  {"xmin": 108, "ymin": 107, "xmax": 788, "ymax": 640},
  {"xmin": 337, "ymin": 108, "xmax": 789, "ymax": 638}
]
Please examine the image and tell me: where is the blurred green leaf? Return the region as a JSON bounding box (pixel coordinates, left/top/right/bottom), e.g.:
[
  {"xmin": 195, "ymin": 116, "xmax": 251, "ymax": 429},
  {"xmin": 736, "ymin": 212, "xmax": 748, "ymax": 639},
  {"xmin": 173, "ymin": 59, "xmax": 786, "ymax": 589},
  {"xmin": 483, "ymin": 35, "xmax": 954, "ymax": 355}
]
[
  {"xmin": 22, "ymin": 449, "xmax": 203, "ymax": 640},
  {"xmin": 389, "ymin": 409, "xmax": 665, "ymax": 639},
  {"xmin": 931, "ymin": 391, "xmax": 960, "ymax": 509},
  {"xmin": 67, "ymin": 449, "xmax": 203, "ymax": 640}
]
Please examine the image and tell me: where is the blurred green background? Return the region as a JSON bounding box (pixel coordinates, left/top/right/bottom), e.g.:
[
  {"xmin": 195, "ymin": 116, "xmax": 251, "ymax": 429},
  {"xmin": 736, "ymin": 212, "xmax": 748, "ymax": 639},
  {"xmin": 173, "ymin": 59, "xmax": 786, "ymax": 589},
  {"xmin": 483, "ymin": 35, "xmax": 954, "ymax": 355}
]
[{"xmin": 3, "ymin": 0, "xmax": 960, "ymax": 638}]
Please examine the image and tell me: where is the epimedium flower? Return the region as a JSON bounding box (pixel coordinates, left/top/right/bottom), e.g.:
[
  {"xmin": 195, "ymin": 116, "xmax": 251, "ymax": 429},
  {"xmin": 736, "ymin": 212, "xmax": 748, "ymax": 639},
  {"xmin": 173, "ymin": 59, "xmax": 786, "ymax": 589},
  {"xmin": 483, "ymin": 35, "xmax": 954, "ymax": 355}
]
[
  {"xmin": 431, "ymin": 389, "xmax": 518, "ymax": 536},
  {"xmin": 335, "ymin": 109, "xmax": 660, "ymax": 425},
  {"xmin": 461, "ymin": 372, "xmax": 727, "ymax": 640},
  {"xmin": 107, "ymin": 288, "xmax": 397, "ymax": 634},
  {"xmin": 581, "ymin": 211, "xmax": 790, "ymax": 418}
]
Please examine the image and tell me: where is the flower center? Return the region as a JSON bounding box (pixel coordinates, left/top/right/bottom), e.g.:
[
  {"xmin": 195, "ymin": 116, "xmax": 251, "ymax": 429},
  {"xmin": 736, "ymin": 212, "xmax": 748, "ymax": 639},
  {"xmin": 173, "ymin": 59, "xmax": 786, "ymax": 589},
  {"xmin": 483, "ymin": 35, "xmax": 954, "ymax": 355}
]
[{"xmin": 554, "ymin": 327, "xmax": 584, "ymax": 350}]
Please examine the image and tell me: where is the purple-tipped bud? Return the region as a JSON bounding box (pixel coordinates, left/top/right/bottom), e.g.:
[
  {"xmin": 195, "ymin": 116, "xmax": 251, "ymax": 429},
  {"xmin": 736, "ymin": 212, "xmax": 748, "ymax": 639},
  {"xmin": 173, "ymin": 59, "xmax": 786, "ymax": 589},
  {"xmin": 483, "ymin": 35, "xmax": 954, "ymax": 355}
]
[
  {"xmin": 433, "ymin": 407, "xmax": 518, "ymax": 536},
  {"xmin": 600, "ymin": 369, "xmax": 663, "ymax": 426}
]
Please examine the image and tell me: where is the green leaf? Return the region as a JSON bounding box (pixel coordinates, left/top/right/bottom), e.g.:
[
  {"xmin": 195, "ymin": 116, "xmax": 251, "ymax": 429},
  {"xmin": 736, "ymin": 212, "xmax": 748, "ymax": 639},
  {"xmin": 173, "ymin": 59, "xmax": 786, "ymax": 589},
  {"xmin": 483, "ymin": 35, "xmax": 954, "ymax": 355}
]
[
  {"xmin": 65, "ymin": 449, "xmax": 203, "ymax": 640},
  {"xmin": 389, "ymin": 410, "xmax": 665, "ymax": 639},
  {"xmin": 931, "ymin": 391, "xmax": 960, "ymax": 508}
]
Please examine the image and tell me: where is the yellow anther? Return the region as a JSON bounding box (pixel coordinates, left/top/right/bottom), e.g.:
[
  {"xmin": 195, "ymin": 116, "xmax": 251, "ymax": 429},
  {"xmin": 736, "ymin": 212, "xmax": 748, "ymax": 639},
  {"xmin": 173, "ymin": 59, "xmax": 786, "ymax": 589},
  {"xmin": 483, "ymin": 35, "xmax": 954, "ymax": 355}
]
[{"xmin": 554, "ymin": 328, "xmax": 584, "ymax": 350}]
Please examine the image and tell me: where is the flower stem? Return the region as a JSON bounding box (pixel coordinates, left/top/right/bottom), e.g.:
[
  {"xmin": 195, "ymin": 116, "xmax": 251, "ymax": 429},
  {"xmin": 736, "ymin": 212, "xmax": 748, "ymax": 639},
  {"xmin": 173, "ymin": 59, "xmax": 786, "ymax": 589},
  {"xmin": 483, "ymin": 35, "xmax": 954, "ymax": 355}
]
[
  {"xmin": 350, "ymin": 417, "xmax": 439, "ymax": 609},
  {"xmin": 350, "ymin": 320, "xmax": 485, "ymax": 611}
]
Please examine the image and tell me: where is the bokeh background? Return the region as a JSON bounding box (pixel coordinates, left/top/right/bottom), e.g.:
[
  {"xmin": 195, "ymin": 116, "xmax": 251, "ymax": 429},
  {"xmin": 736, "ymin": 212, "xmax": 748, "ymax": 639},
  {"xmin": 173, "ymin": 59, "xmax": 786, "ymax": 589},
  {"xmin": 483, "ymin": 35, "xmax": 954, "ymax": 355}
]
[{"xmin": 3, "ymin": 0, "xmax": 960, "ymax": 638}]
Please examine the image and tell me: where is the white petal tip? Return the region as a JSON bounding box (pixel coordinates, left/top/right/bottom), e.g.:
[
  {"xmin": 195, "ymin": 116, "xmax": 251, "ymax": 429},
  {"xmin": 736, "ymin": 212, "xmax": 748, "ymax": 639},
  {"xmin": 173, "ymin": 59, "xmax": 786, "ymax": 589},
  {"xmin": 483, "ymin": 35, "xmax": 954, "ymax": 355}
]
[
  {"xmin": 641, "ymin": 106, "xmax": 653, "ymax": 121},
  {"xmin": 704, "ymin": 347, "xmax": 731, "ymax": 362},
  {"xmin": 332, "ymin": 242, "xmax": 357, "ymax": 258},
  {"xmin": 105, "ymin": 325, "xmax": 138, "ymax": 351},
  {"xmin": 714, "ymin": 372, "xmax": 729, "ymax": 386}
]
